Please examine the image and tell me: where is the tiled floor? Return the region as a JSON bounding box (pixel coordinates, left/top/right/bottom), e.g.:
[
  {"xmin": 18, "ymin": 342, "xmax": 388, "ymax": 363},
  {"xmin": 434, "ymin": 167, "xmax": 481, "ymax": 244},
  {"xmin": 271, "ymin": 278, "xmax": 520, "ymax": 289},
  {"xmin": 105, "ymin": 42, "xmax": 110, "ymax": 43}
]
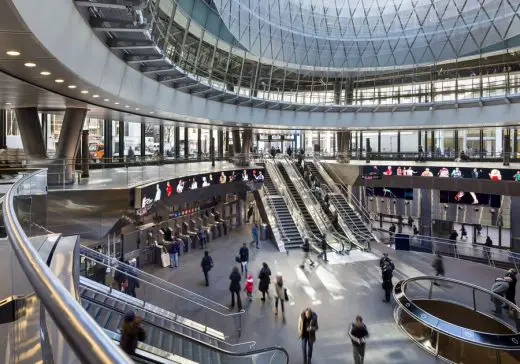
[{"xmin": 138, "ymin": 224, "xmax": 516, "ymax": 364}]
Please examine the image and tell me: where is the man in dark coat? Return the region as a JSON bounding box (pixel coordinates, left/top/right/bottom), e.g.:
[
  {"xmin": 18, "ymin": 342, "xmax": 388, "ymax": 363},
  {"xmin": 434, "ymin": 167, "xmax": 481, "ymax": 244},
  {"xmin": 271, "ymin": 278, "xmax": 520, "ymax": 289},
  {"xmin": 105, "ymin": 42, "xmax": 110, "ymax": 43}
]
[
  {"xmin": 298, "ymin": 308, "xmax": 318, "ymax": 364},
  {"xmin": 120, "ymin": 312, "xmax": 146, "ymax": 355},
  {"xmin": 229, "ymin": 266, "xmax": 242, "ymax": 310},
  {"xmin": 506, "ymin": 269, "xmax": 517, "ymax": 304},
  {"xmin": 239, "ymin": 243, "xmax": 249, "ymax": 275},
  {"xmin": 200, "ymin": 251, "xmax": 213, "ymax": 286},
  {"xmin": 258, "ymin": 262, "xmax": 271, "ymax": 301},
  {"xmin": 349, "ymin": 315, "xmax": 369, "ymax": 364},
  {"xmin": 125, "ymin": 267, "xmax": 140, "ymax": 298},
  {"xmin": 432, "ymin": 253, "xmax": 445, "ymax": 286},
  {"xmin": 382, "ymin": 262, "xmax": 393, "ymax": 303},
  {"xmin": 319, "ymin": 235, "xmax": 327, "ymax": 262}
]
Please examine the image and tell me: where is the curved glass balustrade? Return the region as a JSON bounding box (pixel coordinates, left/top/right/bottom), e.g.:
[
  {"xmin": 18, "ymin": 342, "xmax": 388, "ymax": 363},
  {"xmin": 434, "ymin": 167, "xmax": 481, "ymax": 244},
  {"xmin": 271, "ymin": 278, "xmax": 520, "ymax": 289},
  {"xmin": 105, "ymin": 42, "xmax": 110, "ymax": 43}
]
[{"xmin": 394, "ymin": 276, "xmax": 520, "ymax": 363}]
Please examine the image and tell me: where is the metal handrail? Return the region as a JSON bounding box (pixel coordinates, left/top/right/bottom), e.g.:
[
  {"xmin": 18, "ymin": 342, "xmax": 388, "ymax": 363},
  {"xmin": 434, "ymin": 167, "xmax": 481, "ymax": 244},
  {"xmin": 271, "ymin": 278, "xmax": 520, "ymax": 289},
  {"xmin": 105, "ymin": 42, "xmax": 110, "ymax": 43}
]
[
  {"xmin": 265, "ymin": 158, "xmax": 343, "ymax": 254},
  {"xmin": 2, "ymin": 169, "xmax": 131, "ymax": 363},
  {"xmin": 81, "ymin": 247, "xmax": 245, "ymax": 318},
  {"xmin": 394, "ymin": 276, "xmax": 520, "ymax": 349},
  {"xmin": 284, "ymin": 156, "xmax": 357, "ymax": 250}
]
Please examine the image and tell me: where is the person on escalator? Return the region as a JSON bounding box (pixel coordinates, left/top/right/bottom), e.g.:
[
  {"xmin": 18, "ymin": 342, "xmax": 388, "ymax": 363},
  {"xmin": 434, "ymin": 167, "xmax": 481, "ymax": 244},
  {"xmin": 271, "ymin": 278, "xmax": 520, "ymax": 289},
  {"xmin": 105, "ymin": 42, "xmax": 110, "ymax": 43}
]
[{"xmin": 120, "ymin": 311, "xmax": 146, "ymax": 355}]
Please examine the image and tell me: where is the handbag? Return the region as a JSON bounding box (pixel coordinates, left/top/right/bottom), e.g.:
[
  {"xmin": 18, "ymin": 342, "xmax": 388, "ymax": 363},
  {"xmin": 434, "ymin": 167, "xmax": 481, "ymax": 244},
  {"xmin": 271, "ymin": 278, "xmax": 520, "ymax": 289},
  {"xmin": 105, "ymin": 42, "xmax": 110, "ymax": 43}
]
[
  {"xmin": 160, "ymin": 246, "xmax": 171, "ymax": 268},
  {"xmin": 235, "ymin": 256, "xmax": 241, "ymax": 264},
  {"xmin": 284, "ymin": 288, "xmax": 289, "ymax": 301}
]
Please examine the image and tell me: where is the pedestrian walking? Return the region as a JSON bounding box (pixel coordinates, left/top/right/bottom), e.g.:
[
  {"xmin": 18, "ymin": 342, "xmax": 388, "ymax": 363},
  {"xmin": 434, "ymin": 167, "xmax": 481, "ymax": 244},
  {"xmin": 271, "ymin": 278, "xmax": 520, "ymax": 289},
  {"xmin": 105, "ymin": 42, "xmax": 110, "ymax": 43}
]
[
  {"xmin": 198, "ymin": 227, "xmax": 206, "ymax": 249},
  {"xmin": 247, "ymin": 204, "xmax": 254, "ymax": 223},
  {"xmin": 200, "ymin": 251, "xmax": 213, "ymax": 286},
  {"xmin": 379, "ymin": 253, "xmax": 395, "ymax": 271},
  {"xmin": 449, "ymin": 230, "xmax": 458, "ymax": 242},
  {"xmin": 252, "ymin": 223, "xmax": 260, "ymax": 249},
  {"xmin": 239, "ymin": 243, "xmax": 249, "ymax": 275},
  {"xmin": 125, "ymin": 267, "xmax": 140, "ymax": 298},
  {"xmin": 382, "ymin": 261, "xmax": 393, "ymax": 303},
  {"xmin": 229, "ymin": 266, "xmax": 242, "ymax": 311},
  {"xmin": 258, "ymin": 262, "xmax": 271, "ymax": 301},
  {"xmin": 120, "ymin": 312, "xmax": 146, "ymax": 355},
  {"xmin": 169, "ymin": 239, "xmax": 180, "ymax": 268},
  {"xmin": 389, "ymin": 224, "xmax": 396, "ymax": 243},
  {"xmin": 432, "ymin": 253, "xmax": 445, "ymax": 286},
  {"xmin": 300, "ymin": 238, "xmax": 314, "ymax": 269},
  {"xmin": 298, "ymin": 308, "xmax": 318, "ymax": 364},
  {"xmin": 274, "ymin": 273, "xmax": 286, "ymax": 316},
  {"xmin": 318, "ymin": 235, "xmax": 327, "ymax": 262},
  {"xmin": 348, "ymin": 315, "xmax": 369, "ymax": 364},
  {"xmin": 460, "ymin": 225, "xmax": 468, "ymax": 241},
  {"xmin": 484, "ymin": 236, "xmax": 493, "ymax": 259},
  {"xmin": 245, "ymin": 273, "xmax": 254, "ymax": 302}
]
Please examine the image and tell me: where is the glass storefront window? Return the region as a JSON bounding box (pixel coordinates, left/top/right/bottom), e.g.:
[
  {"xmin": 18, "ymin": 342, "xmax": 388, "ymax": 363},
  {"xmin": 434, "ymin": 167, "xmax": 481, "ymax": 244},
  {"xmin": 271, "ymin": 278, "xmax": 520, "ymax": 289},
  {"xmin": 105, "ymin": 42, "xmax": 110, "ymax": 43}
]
[
  {"xmin": 187, "ymin": 128, "xmax": 198, "ymax": 157},
  {"xmin": 85, "ymin": 119, "xmax": 104, "ymax": 162},
  {"xmin": 179, "ymin": 126, "xmax": 185, "ymax": 158},
  {"xmin": 125, "ymin": 122, "xmax": 141, "ymax": 158},
  {"xmin": 434, "ymin": 130, "xmax": 455, "ymax": 158},
  {"xmin": 379, "ymin": 131, "xmax": 398, "ymax": 154},
  {"xmin": 163, "ymin": 126, "xmax": 175, "ymax": 157},
  {"xmin": 144, "ymin": 124, "xmax": 160, "ymax": 157},
  {"xmin": 399, "ymin": 130, "xmax": 419, "ymax": 153},
  {"xmin": 201, "ymin": 129, "xmax": 210, "ymax": 156},
  {"xmin": 6, "ymin": 110, "xmax": 22, "ymax": 149}
]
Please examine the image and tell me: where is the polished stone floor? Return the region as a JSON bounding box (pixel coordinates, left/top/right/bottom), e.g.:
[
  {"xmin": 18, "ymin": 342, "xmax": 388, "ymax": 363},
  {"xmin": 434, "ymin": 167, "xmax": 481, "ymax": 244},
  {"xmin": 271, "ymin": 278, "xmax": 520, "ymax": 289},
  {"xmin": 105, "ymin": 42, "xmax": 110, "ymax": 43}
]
[{"xmin": 139, "ymin": 225, "xmax": 517, "ymax": 364}]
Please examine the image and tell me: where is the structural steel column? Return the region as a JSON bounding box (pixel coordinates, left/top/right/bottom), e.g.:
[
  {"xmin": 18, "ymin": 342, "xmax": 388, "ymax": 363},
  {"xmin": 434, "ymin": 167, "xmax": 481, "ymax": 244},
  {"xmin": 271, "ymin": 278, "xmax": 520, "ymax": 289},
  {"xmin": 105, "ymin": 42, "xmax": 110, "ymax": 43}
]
[
  {"xmin": 232, "ymin": 129, "xmax": 241, "ymax": 154},
  {"xmin": 225, "ymin": 131, "xmax": 229, "ymax": 156},
  {"xmin": 14, "ymin": 107, "xmax": 47, "ymax": 159},
  {"xmin": 104, "ymin": 120, "xmax": 112, "ymax": 160},
  {"xmin": 209, "ymin": 129, "xmax": 215, "ymax": 158},
  {"xmin": 218, "ymin": 130, "xmax": 224, "ymax": 159},
  {"xmin": 397, "ymin": 131, "xmax": 401, "ymax": 154},
  {"xmin": 140, "ymin": 123, "xmax": 146, "ymax": 158},
  {"xmin": 333, "ymin": 81, "xmax": 342, "ymax": 105},
  {"xmin": 40, "ymin": 113, "xmax": 48, "ymax": 151},
  {"xmin": 174, "ymin": 126, "xmax": 180, "ymax": 158},
  {"xmin": 81, "ymin": 130, "xmax": 89, "ymax": 178},
  {"xmin": 197, "ymin": 128, "xmax": 202, "ymax": 159},
  {"xmin": 242, "ymin": 129, "xmax": 252, "ymax": 154},
  {"xmin": 55, "ymin": 108, "xmax": 87, "ymax": 183},
  {"xmin": 118, "ymin": 121, "xmax": 124, "ymax": 162},
  {"xmin": 184, "ymin": 127, "xmax": 189, "ymax": 158},
  {"xmin": 159, "ymin": 125, "xmax": 164, "ymax": 157},
  {"xmin": 338, "ymin": 131, "xmax": 350, "ymax": 163},
  {"xmin": 0, "ymin": 109, "xmax": 6, "ymax": 149},
  {"xmin": 377, "ymin": 131, "xmax": 381, "ymax": 158}
]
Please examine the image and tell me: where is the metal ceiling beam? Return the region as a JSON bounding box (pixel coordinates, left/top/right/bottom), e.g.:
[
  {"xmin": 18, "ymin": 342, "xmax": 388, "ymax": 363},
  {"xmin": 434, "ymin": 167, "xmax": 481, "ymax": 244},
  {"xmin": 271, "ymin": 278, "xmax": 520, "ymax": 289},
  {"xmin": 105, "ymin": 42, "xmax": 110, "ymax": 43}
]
[
  {"xmin": 158, "ymin": 75, "xmax": 187, "ymax": 83},
  {"xmin": 75, "ymin": 1, "xmax": 128, "ymax": 9},
  {"xmin": 175, "ymin": 83, "xmax": 198, "ymax": 91},
  {"xmin": 90, "ymin": 18, "xmax": 150, "ymax": 33},
  {"xmin": 126, "ymin": 56, "xmax": 166, "ymax": 64},
  {"xmin": 141, "ymin": 66, "xmax": 174, "ymax": 74},
  {"xmin": 109, "ymin": 40, "xmax": 156, "ymax": 50}
]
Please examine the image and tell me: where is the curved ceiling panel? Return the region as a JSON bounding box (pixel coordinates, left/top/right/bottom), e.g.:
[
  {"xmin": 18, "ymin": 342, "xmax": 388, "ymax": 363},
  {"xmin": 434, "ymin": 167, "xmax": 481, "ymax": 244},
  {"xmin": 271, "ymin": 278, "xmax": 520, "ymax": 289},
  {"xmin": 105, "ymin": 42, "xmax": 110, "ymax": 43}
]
[{"xmin": 213, "ymin": 0, "xmax": 520, "ymax": 68}]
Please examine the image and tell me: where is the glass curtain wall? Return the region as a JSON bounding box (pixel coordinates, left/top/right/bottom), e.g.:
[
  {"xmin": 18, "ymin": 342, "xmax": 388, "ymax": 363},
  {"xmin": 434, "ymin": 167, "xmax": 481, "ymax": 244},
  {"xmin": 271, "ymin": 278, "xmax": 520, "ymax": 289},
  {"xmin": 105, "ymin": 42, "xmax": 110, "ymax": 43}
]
[
  {"xmin": 399, "ymin": 130, "xmax": 419, "ymax": 153},
  {"xmin": 125, "ymin": 122, "xmax": 140, "ymax": 157},
  {"xmin": 85, "ymin": 119, "xmax": 104, "ymax": 162},
  {"xmin": 187, "ymin": 127, "xmax": 198, "ymax": 157},
  {"xmin": 164, "ymin": 125, "xmax": 175, "ymax": 157},
  {"xmin": 179, "ymin": 126, "xmax": 185, "ymax": 158},
  {"xmin": 144, "ymin": 124, "xmax": 160, "ymax": 157}
]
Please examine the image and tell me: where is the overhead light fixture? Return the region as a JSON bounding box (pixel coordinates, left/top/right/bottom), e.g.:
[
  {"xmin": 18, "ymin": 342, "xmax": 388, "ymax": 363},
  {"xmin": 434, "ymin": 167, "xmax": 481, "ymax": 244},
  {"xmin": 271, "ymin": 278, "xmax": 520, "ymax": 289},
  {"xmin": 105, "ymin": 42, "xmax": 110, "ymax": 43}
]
[
  {"xmin": 81, "ymin": 90, "xmax": 88, "ymax": 94},
  {"xmin": 149, "ymin": 111, "xmax": 154, "ymax": 114},
  {"xmin": 114, "ymin": 102, "xmax": 120, "ymax": 105},
  {"xmin": 55, "ymin": 79, "xmax": 64, "ymax": 83},
  {"xmin": 104, "ymin": 98, "xmax": 109, "ymax": 102},
  {"xmin": 6, "ymin": 50, "xmax": 20, "ymax": 56},
  {"xmin": 125, "ymin": 105, "xmax": 129, "ymax": 108},
  {"xmin": 92, "ymin": 94, "xmax": 99, "ymax": 98},
  {"xmin": 24, "ymin": 62, "xmax": 36, "ymax": 68},
  {"xmin": 5, "ymin": 102, "xmax": 12, "ymax": 105},
  {"xmin": 68, "ymin": 85, "xmax": 76, "ymax": 89},
  {"xmin": 135, "ymin": 108, "xmax": 139, "ymax": 111},
  {"xmin": 40, "ymin": 71, "xmax": 51, "ymax": 76}
]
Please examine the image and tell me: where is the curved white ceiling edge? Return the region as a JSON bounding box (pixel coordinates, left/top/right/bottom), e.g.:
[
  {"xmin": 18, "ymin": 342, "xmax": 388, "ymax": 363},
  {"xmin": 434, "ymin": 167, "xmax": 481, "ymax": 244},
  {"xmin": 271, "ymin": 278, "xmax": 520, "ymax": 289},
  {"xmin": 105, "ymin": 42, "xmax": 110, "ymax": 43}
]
[{"xmin": 10, "ymin": 0, "xmax": 520, "ymax": 129}]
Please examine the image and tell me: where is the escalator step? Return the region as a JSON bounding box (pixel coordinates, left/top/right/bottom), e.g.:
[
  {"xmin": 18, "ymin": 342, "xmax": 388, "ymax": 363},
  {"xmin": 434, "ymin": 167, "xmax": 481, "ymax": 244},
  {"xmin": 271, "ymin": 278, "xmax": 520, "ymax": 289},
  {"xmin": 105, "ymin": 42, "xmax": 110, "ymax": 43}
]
[
  {"xmin": 105, "ymin": 311, "xmax": 122, "ymax": 332},
  {"xmin": 97, "ymin": 307, "xmax": 113, "ymax": 328}
]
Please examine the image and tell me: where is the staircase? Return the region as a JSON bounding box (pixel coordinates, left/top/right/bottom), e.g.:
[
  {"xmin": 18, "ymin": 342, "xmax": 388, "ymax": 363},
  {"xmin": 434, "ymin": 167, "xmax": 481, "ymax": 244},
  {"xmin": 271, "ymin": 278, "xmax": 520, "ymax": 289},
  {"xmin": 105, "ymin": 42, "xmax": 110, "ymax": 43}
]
[
  {"xmin": 80, "ymin": 285, "xmax": 222, "ymax": 363},
  {"xmin": 276, "ymin": 163, "xmax": 322, "ymax": 239}
]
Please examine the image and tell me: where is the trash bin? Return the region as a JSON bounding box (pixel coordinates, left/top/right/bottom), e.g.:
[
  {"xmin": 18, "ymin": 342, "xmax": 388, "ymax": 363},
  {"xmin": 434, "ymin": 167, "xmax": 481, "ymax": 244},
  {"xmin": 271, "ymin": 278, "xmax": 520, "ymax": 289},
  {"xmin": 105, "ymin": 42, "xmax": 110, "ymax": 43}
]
[{"xmin": 260, "ymin": 223, "xmax": 268, "ymax": 240}]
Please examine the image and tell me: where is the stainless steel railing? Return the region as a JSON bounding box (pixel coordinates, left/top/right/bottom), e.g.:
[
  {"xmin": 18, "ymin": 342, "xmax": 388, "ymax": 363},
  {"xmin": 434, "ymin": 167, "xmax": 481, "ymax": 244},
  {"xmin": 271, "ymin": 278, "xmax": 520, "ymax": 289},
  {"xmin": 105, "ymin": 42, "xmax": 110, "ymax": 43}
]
[{"xmin": 2, "ymin": 169, "xmax": 131, "ymax": 363}]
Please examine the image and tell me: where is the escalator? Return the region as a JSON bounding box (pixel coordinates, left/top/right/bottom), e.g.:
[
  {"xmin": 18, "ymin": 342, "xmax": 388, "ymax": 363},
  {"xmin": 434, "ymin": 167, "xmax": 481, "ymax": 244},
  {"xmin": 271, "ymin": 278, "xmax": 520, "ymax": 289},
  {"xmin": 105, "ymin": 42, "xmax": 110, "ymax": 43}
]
[
  {"xmin": 276, "ymin": 163, "xmax": 323, "ymax": 239},
  {"xmin": 79, "ymin": 285, "xmax": 289, "ymax": 364},
  {"xmin": 257, "ymin": 163, "xmax": 304, "ymax": 249}
]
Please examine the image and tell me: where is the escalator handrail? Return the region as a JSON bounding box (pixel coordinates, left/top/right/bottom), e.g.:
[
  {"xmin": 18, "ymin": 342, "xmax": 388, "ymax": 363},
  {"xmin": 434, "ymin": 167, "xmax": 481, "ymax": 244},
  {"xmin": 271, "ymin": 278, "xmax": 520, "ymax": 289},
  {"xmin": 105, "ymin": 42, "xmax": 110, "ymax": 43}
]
[
  {"xmin": 2, "ymin": 169, "xmax": 131, "ymax": 363},
  {"xmin": 82, "ymin": 295, "xmax": 290, "ymax": 362},
  {"xmin": 280, "ymin": 156, "xmax": 353, "ymax": 253},
  {"xmin": 80, "ymin": 289, "xmax": 257, "ymax": 351},
  {"xmin": 266, "ymin": 158, "xmax": 343, "ymax": 254}
]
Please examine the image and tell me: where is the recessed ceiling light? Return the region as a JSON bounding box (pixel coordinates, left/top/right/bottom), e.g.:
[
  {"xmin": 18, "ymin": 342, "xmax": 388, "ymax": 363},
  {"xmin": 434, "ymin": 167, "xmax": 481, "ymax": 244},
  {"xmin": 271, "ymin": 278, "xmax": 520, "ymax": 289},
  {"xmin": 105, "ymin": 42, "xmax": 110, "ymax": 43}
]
[
  {"xmin": 68, "ymin": 85, "xmax": 77, "ymax": 89},
  {"xmin": 6, "ymin": 50, "xmax": 20, "ymax": 56},
  {"xmin": 114, "ymin": 102, "xmax": 119, "ymax": 105},
  {"xmin": 92, "ymin": 94, "xmax": 99, "ymax": 98},
  {"xmin": 5, "ymin": 102, "xmax": 12, "ymax": 105},
  {"xmin": 104, "ymin": 98, "xmax": 109, "ymax": 102},
  {"xmin": 24, "ymin": 62, "xmax": 36, "ymax": 68},
  {"xmin": 55, "ymin": 79, "xmax": 64, "ymax": 83},
  {"xmin": 81, "ymin": 90, "xmax": 88, "ymax": 94},
  {"xmin": 135, "ymin": 108, "xmax": 139, "ymax": 111},
  {"xmin": 40, "ymin": 71, "xmax": 51, "ymax": 76},
  {"xmin": 125, "ymin": 105, "xmax": 129, "ymax": 108},
  {"xmin": 149, "ymin": 111, "xmax": 154, "ymax": 114}
]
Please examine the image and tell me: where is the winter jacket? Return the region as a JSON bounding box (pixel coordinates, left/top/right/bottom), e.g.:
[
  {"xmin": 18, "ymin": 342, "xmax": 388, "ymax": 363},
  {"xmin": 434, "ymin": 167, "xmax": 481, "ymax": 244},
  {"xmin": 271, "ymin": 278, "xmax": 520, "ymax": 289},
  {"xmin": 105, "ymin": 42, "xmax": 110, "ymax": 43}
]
[
  {"xmin": 120, "ymin": 320, "xmax": 146, "ymax": 354},
  {"xmin": 302, "ymin": 240, "xmax": 310, "ymax": 253},
  {"xmin": 432, "ymin": 257, "xmax": 445, "ymax": 275},
  {"xmin": 274, "ymin": 277, "xmax": 284, "ymax": 298},
  {"xmin": 201, "ymin": 255, "xmax": 213, "ymax": 272},
  {"xmin": 491, "ymin": 279, "xmax": 510, "ymax": 297},
  {"xmin": 239, "ymin": 246, "xmax": 249, "ymax": 262},
  {"xmin": 170, "ymin": 241, "xmax": 180, "ymax": 255},
  {"xmin": 229, "ymin": 270, "xmax": 241, "ymax": 292},
  {"xmin": 506, "ymin": 274, "xmax": 517, "ymax": 302},
  {"xmin": 382, "ymin": 268, "xmax": 393, "ymax": 290},
  {"xmin": 245, "ymin": 274, "xmax": 254, "ymax": 293},
  {"xmin": 258, "ymin": 267, "xmax": 271, "ymax": 292},
  {"xmin": 349, "ymin": 322, "xmax": 369, "ymax": 348},
  {"xmin": 298, "ymin": 311, "xmax": 318, "ymax": 343}
]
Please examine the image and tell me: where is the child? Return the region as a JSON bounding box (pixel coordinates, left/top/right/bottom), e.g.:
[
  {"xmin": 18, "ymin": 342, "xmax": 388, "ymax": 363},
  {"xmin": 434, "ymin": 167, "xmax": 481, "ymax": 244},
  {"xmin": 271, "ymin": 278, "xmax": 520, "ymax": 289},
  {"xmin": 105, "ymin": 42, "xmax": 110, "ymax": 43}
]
[{"xmin": 245, "ymin": 273, "xmax": 254, "ymax": 302}]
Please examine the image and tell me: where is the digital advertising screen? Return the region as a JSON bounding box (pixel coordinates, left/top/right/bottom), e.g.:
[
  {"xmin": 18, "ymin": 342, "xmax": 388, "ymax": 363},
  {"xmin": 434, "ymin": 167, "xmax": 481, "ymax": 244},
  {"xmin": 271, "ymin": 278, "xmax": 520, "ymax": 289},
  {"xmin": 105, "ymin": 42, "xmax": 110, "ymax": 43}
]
[
  {"xmin": 362, "ymin": 165, "xmax": 518, "ymax": 181},
  {"xmin": 366, "ymin": 187, "xmax": 414, "ymax": 200},
  {"xmin": 135, "ymin": 168, "xmax": 264, "ymax": 215},
  {"xmin": 439, "ymin": 190, "xmax": 501, "ymax": 207}
]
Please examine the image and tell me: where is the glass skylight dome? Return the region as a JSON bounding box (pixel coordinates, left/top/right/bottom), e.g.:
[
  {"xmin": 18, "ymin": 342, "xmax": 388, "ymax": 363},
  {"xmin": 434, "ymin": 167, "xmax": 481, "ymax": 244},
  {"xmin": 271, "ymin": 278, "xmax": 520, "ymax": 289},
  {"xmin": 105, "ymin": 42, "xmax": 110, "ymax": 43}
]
[{"xmin": 213, "ymin": 0, "xmax": 520, "ymax": 68}]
